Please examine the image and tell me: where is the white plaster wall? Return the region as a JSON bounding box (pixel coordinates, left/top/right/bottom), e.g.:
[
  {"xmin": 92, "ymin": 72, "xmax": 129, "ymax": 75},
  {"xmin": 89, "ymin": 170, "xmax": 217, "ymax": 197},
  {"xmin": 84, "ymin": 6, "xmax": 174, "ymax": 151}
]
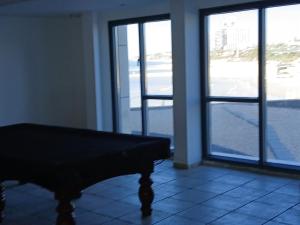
[
  {"xmin": 82, "ymin": 13, "xmax": 103, "ymax": 130},
  {"xmin": 32, "ymin": 16, "xmax": 86, "ymax": 128},
  {"xmin": 0, "ymin": 17, "xmax": 32, "ymax": 125},
  {"xmin": 197, "ymin": 0, "xmax": 261, "ymax": 8},
  {"xmin": 0, "ymin": 16, "xmax": 86, "ymax": 128},
  {"xmin": 170, "ymin": 0, "xmax": 202, "ymax": 167}
]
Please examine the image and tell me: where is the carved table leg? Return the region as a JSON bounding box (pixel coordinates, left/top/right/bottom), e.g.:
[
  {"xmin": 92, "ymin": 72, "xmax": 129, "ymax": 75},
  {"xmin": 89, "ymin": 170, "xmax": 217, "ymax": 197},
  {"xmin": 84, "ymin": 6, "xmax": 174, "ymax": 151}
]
[
  {"xmin": 55, "ymin": 191, "xmax": 81, "ymax": 225},
  {"xmin": 139, "ymin": 171, "xmax": 154, "ymax": 217},
  {"xmin": 0, "ymin": 184, "xmax": 5, "ymax": 223}
]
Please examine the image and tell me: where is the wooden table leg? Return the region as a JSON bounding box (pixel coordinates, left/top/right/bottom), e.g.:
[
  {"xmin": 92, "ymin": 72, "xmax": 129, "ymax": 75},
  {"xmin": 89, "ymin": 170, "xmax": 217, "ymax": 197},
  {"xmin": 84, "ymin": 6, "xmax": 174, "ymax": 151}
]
[
  {"xmin": 139, "ymin": 171, "xmax": 154, "ymax": 217},
  {"xmin": 55, "ymin": 191, "xmax": 81, "ymax": 225},
  {"xmin": 0, "ymin": 184, "xmax": 5, "ymax": 222}
]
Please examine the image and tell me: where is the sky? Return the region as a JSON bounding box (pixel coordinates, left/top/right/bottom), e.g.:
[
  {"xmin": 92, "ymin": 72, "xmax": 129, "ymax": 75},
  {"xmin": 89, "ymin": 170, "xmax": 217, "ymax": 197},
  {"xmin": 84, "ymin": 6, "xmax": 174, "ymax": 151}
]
[
  {"xmin": 126, "ymin": 20, "xmax": 172, "ymax": 60},
  {"xmin": 266, "ymin": 4, "xmax": 300, "ymax": 44}
]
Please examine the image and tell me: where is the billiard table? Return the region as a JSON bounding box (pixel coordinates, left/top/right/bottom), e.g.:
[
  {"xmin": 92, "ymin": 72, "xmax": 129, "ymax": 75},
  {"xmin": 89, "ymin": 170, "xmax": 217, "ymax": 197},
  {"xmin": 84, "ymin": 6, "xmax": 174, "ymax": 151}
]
[{"xmin": 0, "ymin": 123, "xmax": 170, "ymax": 225}]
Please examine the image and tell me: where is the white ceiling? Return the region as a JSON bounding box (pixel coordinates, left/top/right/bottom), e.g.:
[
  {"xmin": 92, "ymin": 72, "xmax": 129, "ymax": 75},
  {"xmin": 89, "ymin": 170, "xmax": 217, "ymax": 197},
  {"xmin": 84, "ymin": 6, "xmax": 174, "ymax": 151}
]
[{"xmin": 0, "ymin": 0, "xmax": 164, "ymax": 15}]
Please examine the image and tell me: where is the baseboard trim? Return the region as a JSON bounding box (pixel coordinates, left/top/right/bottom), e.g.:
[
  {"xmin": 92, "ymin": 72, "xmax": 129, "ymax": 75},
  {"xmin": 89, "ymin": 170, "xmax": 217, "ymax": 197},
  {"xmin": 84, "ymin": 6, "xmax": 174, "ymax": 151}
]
[{"xmin": 173, "ymin": 161, "xmax": 201, "ymax": 169}]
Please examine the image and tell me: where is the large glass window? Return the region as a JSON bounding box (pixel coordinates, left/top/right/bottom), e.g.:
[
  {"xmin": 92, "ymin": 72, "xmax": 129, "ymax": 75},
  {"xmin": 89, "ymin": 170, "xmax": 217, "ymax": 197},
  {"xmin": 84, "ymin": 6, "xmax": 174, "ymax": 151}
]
[
  {"xmin": 208, "ymin": 11, "xmax": 258, "ymax": 97},
  {"xmin": 266, "ymin": 4, "xmax": 300, "ymax": 166},
  {"xmin": 206, "ymin": 10, "xmax": 259, "ymax": 161},
  {"xmin": 110, "ymin": 16, "xmax": 174, "ymax": 147},
  {"xmin": 146, "ymin": 100, "xmax": 174, "ymax": 144},
  {"xmin": 202, "ymin": 2, "xmax": 300, "ymax": 169},
  {"xmin": 145, "ymin": 21, "xmax": 173, "ymax": 96},
  {"xmin": 209, "ymin": 102, "xmax": 259, "ymax": 160},
  {"xmin": 113, "ymin": 24, "xmax": 142, "ymax": 135}
]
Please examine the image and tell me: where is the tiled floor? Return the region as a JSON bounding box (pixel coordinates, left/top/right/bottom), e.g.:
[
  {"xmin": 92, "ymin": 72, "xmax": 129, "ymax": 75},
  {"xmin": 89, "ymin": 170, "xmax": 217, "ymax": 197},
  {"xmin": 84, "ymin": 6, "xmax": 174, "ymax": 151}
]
[{"xmin": 2, "ymin": 160, "xmax": 300, "ymax": 225}]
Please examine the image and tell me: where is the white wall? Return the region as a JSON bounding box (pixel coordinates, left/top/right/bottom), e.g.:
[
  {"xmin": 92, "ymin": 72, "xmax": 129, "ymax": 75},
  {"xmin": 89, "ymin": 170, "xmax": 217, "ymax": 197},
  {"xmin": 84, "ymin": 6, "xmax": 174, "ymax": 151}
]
[
  {"xmin": 197, "ymin": 0, "xmax": 261, "ymax": 8},
  {"xmin": 170, "ymin": 0, "xmax": 202, "ymax": 167},
  {"xmin": 0, "ymin": 17, "xmax": 31, "ymax": 125},
  {"xmin": 0, "ymin": 16, "xmax": 86, "ymax": 128},
  {"xmin": 82, "ymin": 13, "xmax": 103, "ymax": 130}
]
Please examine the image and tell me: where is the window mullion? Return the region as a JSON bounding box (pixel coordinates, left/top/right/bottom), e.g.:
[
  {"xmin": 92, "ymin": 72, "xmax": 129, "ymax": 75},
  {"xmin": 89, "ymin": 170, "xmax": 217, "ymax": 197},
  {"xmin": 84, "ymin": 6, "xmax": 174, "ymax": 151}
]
[
  {"xmin": 138, "ymin": 23, "xmax": 148, "ymax": 136},
  {"xmin": 258, "ymin": 8, "xmax": 267, "ymax": 166}
]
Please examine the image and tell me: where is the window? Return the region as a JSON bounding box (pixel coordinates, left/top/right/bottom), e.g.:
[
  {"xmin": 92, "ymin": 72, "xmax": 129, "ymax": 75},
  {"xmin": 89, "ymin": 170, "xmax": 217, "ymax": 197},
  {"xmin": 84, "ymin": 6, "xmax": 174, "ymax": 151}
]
[
  {"xmin": 109, "ymin": 15, "xmax": 174, "ymax": 147},
  {"xmin": 266, "ymin": 4, "xmax": 300, "ymax": 166},
  {"xmin": 207, "ymin": 10, "xmax": 259, "ymax": 161},
  {"xmin": 201, "ymin": 1, "xmax": 300, "ymax": 169}
]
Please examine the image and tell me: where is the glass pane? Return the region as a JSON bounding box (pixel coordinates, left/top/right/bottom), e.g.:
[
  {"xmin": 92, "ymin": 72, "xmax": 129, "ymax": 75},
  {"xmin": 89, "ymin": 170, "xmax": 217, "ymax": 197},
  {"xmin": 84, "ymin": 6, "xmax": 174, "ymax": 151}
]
[
  {"xmin": 146, "ymin": 100, "xmax": 174, "ymax": 147},
  {"xmin": 114, "ymin": 24, "xmax": 142, "ymax": 134},
  {"xmin": 209, "ymin": 102, "xmax": 259, "ymax": 160},
  {"xmin": 144, "ymin": 21, "xmax": 173, "ymax": 95},
  {"xmin": 266, "ymin": 4, "xmax": 300, "ymax": 166},
  {"xmin": 128, "ymin": 24, "xmax": 142, "ymax": 109},
  {"xmin": 208, "ymin": 10, "xmax": 258, "ymax": 97}
]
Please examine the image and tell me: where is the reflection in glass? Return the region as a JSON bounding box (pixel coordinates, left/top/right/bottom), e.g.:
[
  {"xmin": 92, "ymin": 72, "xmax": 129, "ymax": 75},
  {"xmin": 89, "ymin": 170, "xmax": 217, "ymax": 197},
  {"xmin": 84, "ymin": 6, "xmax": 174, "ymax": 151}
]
[
  {"xmin": 266, "ymin": 4, "xmax": 300, "ymax": 166},
  {"xmin": 208, "ymin": 10, "xmax": 258, "ymax": 97},
  {"xmin": 146, "ymin": 100, "xmax": 174, "ymax": 147},
  {"xmin": 209, "ymin": 102, "xmax": 259, "ymax": 160},
  {"xmin": 144, "ymin": 21, "xmax": 173, "ymax": 96}
]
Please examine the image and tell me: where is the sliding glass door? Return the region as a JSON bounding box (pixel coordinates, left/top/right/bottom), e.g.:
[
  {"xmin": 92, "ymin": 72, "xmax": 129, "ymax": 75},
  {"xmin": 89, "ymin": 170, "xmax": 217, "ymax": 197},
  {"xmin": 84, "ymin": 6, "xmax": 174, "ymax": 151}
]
[
  {"xmin": 109, "ymin": 16, "xmax": 174, "ymax": 146},
  {"xmin": 201, "ymin": 2, "xmax": 300, "ymax": 169},
  {"xmin": 266, "ymin": 4, "xmax": 300, "ymax": 166},
  {"xmin": 207, "ymin": 10, "xmax": 259, "ymax": 161}
]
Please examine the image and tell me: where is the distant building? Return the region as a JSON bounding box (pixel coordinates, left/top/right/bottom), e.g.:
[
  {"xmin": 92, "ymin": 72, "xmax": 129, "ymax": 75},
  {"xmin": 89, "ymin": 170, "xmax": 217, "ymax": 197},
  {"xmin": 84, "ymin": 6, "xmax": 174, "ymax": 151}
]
[{"xmin": 214, "ymin": 21, "xmax": 255, "ymax": 51}]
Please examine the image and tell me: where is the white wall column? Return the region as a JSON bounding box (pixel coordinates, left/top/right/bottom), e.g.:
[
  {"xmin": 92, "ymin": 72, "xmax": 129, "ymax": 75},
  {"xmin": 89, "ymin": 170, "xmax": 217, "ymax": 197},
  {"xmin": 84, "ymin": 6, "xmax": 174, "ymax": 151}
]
[
  {"xmin": 82, "ymin": 12, "xmax": 103, "ymax": 130},
  {"xmin": 171, "ymin": 0, "xmax": 202, "ymax": 168}
]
